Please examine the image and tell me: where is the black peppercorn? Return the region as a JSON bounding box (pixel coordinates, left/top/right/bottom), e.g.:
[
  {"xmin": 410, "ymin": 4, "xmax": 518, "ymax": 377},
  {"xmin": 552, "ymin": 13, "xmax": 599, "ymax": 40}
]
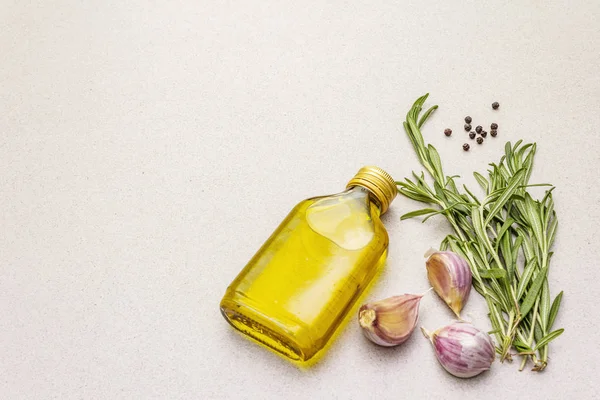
[
  {"xmin": 492, "ymin": 102, "xmax": 500, "ymax": 110},
  {"xmin": 465, "ymin": 116, "xmax": 472, "ymax": 124},
  {"xmin": 475, "ymin": 125, "xmax": 482, "ymax": 134},
  {"xmin": 444, "ymin": 128, "xmax": 452, "ymax": 136},
  {"xmin": 491, "ymin": 123, "xmax": 498, "ymax": 130},
  {"xmin": 463, "ymin": 143, "xmax": 470, "ymax": 151},
  {"xmin": 481, "ymin": 131, "xmax": 487, "ymax": 138},
  {"xmin": 464, "ymin": 124, "xmax": 472, "ymax": 131},
  {"xmin": 490, "ymin": 129, "xmax": 498, "ymax": 137},
  {"xmin": 469, "ymin": 132, "xmax": 476, "ymax": 139},
  {"xmin": 476, "ymin": 137, "xmax": 484, "ymax": 144}
]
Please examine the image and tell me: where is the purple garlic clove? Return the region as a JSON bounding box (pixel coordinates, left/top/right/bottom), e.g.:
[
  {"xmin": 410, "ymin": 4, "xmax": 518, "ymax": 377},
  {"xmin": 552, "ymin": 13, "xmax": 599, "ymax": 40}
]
[
  {"xmin": 426, "ymin": 251, "xmax": 472, "ymax": 317},
  {"xmin": 358, "ymin": 294, "xmax": 423, "ymax": 347},
  {"xmin": 423, "ymin": 321, "xmax": 496, "ymax": 378}
]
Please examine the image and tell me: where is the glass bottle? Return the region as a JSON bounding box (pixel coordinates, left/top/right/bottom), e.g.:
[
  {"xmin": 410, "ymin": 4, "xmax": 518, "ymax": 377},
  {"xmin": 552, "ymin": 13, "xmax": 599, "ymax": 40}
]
[{"xmin": 219, "ymin": 166, "xmax": 397, "ymax": 363}]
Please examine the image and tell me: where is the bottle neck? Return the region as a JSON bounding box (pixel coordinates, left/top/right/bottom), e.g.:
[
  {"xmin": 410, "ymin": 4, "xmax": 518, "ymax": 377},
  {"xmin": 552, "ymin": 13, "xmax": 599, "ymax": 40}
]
[
  {"xmin": 346, "ymin": 166, "xmax": 396, "ymax": 214},
  {"xmin": 347, "ymin": 185, "xmax": 383, "ymax": 216}
]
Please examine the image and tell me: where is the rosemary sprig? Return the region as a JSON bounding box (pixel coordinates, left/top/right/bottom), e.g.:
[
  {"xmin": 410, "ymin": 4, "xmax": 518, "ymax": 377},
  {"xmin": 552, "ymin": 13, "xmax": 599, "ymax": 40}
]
[{"xmin": 398, "ymin": 94, "xmax": 563, "ymax": 371}]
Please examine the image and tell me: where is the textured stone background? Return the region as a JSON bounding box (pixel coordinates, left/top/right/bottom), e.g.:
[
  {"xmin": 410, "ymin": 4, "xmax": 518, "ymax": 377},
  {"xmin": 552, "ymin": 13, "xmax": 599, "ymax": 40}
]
[{"xmin": 2, "ymin": 1, "xmax": 599, "ymax": 398}]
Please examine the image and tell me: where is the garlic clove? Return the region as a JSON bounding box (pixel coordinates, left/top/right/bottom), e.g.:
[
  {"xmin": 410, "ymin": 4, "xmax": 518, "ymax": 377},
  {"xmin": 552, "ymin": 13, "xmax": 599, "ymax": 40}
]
[
  {"xmin": 358, "ymin": 294, "xmax": 423, "ymax": 347},
  {"xmin": 423, "ymin": 321, "xmax": 495, "ymax": 378},
  {"xmin": 426, "ymin": 251, "xmax": 472, "ymax": 317}
]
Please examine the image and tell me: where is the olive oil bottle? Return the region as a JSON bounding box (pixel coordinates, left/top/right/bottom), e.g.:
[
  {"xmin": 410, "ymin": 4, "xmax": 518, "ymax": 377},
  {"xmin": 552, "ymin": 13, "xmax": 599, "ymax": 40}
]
[{"xmin": 220, "ymin": 166, "xmax": 397, "ymax": 363}]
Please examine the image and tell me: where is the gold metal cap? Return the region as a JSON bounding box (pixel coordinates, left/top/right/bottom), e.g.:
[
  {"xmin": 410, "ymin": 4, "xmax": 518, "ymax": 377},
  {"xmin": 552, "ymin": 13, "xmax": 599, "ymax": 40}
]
[{"xmin": 346, "ymin": 166, "xmax": 397, "ymax": 214}]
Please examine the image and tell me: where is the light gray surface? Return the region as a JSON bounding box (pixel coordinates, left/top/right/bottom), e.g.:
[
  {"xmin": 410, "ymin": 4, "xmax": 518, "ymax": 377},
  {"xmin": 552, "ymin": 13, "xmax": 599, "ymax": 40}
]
[{"xmin": 2, "ymin": 1, "xmax": 599, "ymax": 399}]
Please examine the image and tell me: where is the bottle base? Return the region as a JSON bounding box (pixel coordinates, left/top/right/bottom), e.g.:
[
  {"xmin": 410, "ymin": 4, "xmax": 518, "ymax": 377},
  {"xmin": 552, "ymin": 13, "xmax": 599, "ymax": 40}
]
[{"xmin": 220, "ymin": 297, "xmax": 310, "ymax": 362}]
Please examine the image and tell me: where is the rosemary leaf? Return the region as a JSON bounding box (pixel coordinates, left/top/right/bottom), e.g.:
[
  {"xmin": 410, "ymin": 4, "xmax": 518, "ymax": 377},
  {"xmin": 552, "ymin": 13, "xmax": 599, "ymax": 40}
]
[
  {"xmin": 445, "ymin": 175, "xmax": 460, "ymax": 192},
  {"xmin": 533, "ymin": 329, "xmax": 564, "ymax": 351},
  {"xmin": 520, "ymin": 266, "xmax": 548, "ymax": 318},
  {"xmin": 509, "ymin": 236, "xmax": 523, "ymax": 283},
  {"xmin": 479, "ymin": 268, "xmax": 508, "ymax": 279},
  {"xmin": 548, "ymin": 290, "xmax": 563, "ymax": 330},
  {"xmin": 523, "ymin": 194, "xmax": 545, "ymax": 251},
  {"xmin": 422, "ymin": 204, "xmax": 466, "ymax": 223},
  {"xmin": 516, "ymin": 259, "xmax": 537, "ymax": 300},
  {"xmin": 473, "ymin": 172, "xmax": 489, "ymax": 193},
  {"xmin": 499, "ymin": 232, "xmax": 513, "ymax": 283},
  {"xmin": 398, "ymin": 188, "xmax": 435, "ymax": 204},
  {"xmin": 418, "ymin": 105, "xmax": 438, "ymax": 128},
  {"xmin": 548, "ymin": 214, "xmax": 559, "ymax": 248},
  {"xmin": 484, "ymin": 169, "xmax": 526, "ymax": 226},
  {"xmin": 540, "ymin": 279, "xmax": 551, "ymax": 331},
  {"xmin": 427, "ymin": 144, "xmax": 445, "ymax": 184},
  {"xmin": 462, "ymin": 185, "xmax": 482, "ymax": 205},
  {"xmin": 400, "ymin": 208, "xmax": 439, "ymax": 220},
  {"xmin": 496, "ymin": 218, "xmax": 516, "ymax": 245}
]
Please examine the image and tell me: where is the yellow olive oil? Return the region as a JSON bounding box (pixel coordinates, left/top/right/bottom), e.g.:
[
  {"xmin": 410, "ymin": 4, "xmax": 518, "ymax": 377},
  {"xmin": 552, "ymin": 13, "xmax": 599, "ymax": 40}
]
[{"xmin": 220, "ymin": 167, "xmax": 396, "ymax": 363}]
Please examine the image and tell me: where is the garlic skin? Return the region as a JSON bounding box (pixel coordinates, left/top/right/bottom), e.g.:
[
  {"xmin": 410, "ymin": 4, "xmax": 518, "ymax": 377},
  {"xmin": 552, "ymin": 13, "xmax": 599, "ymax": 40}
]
[
  {"xmin": 358, "ymin": 294, "xmax": 423, "ymax": 347},
  {"xmin": 426, "ymin": 251, "xmax": 472, "ymax": 317},
  {"xmin": 424, "ymin": 321, "xmax": 495, "ymax": 378}
]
